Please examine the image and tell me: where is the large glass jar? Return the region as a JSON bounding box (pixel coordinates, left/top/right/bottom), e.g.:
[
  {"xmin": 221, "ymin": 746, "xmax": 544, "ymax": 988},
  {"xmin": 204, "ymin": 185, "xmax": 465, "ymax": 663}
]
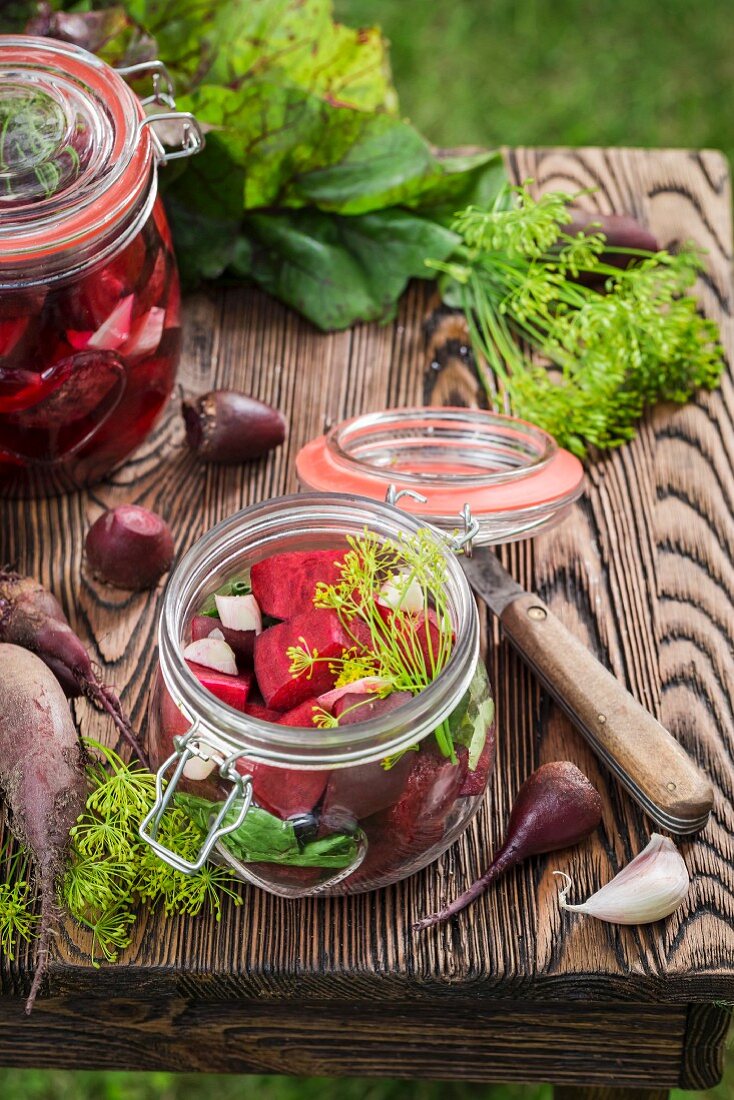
[
  {"xmin": 142, "ymin": 494, "xmax": 495, "ymax": 897},
  {"xmin": 0, "ymin": 36, "xmax": 203, "ymax": 496}
]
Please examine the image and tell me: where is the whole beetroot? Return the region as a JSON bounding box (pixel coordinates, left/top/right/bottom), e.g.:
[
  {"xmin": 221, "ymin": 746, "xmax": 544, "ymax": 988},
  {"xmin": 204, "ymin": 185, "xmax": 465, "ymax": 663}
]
[
  {"xmin": 85, "ymin": 505, "xmax": 175, "ymax": 590},
  {"xmin": 414, "ymin": 761, "xmax": 602, "ymax": 931},
  {"xmin": 0, "ymin": 645, "xmax": 88, "ymax": 1012},
  {"xmin": 182, "ymin": 390, "xmax": 286, "ymax": 464},
  {"xmin": 0, "ymin": 568, "xmax": 148, "ymax": 766},
  {"xmin": 567, "ymin": 211, "xmax": 660, "ymax": 258}
]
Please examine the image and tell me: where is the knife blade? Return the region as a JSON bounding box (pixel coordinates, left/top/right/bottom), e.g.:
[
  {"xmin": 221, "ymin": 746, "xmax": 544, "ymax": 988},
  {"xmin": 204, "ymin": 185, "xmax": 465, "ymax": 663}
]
[{"xmin": 461, "ymin": 548, "xmax": 713, "ymax": 834}]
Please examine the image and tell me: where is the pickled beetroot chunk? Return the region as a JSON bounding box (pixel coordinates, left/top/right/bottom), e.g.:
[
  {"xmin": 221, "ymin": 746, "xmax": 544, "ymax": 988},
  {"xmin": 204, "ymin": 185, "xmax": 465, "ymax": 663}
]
[
  {"xmin": 237, "ymin": 758, "xmax": 327, "ymax": 819},
  {"xmin": 243, "ymin": 701, "xmax": 282, "ymax": 722},
  {"xmin": 333, "ymin": 690, "xmax": 412, "ymax": 725},
  {"xmin": 278, "ymin": 698, "xmax": 322, "ymax": 727},
  {"xmin": 250, "ymin": 550, "xmax": 346, "ymax": 620},
  {"xmin": 321, "ymin": 750, "xmax": 414, "ymax": 830},
  {"xmin": 351, "ymin": 748, "xmax": 468, "ymax": 886},
  {"xmin": 254, "ymin": 608, "xmax": 363, "ymax": 711},
  {"xmin": 186, "ymin": 660, "xmax": 253, "ymax": 710},
  {"xmin": 371, "ymin": 746, "xmax": 467, "ymax": 838}
]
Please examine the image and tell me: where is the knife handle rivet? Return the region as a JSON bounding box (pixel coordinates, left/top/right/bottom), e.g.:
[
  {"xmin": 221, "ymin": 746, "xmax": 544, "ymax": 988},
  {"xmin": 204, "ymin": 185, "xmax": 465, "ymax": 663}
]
[
  {"xmin": 598, "ymin": 714, "xmax": 607, "ymax": 724},
  {"xmin": 527, "ymin": 606, "xmax": 547, "ymax": 621},
  {"xmin": 667, "ymin": 781, "xmax": 677, "ymax": 792}
]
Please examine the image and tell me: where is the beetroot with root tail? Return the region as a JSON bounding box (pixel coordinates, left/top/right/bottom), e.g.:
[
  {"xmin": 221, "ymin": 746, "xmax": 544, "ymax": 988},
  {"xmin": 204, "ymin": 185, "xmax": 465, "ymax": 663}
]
[
  {"xmin": 414, "ymin": 761, "xmax": 602, "ymax": 931},
  {"xmin": 182, "ymin": 390, "xmax": 286, "ymax": 464},
  {"xmin": 85, "ymin": 505, "xmax": 175, "ymax": 590},
  {"xmin": 0, "ymin": 567, "xmax": 148, "ymax": 766},
  {"xmin": 0, "ymin": 644, "xmax": 88, "ymax": 1013}
]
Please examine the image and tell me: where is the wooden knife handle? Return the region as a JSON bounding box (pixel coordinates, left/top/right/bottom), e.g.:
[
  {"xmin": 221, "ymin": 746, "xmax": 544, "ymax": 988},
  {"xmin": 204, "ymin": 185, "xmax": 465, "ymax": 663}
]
[{"xmin": 500, "ymin": 593, "xmax": 713, "ymax": 833}]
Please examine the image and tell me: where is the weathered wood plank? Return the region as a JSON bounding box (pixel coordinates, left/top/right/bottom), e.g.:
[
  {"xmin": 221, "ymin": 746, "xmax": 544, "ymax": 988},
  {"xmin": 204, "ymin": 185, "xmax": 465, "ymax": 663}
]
[{"xmin": 0, "ymin": 998, "xmax": 687, "ymax": 1085}]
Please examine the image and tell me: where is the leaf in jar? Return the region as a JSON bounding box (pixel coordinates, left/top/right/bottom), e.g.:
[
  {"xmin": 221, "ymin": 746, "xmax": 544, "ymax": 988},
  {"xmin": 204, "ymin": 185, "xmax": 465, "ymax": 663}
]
[
  {"xmin": 177, "ymin": 794, "xmax": 359, "ymax": 869},
  {"xmin": 239, "ymin": 207, "xmax": 458, "ymax": 331},
  {"xmin": 467, "ymin": 697, "xmax": 494, "ymax": 771}
]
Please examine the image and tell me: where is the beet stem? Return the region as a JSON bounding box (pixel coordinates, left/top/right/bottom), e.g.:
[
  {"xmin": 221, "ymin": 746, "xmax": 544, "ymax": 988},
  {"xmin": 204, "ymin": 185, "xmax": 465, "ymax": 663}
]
[
  {"xmin": 78, "ymin": 675, "xmax": 150, "ymax": 769},
  {"xmin": 413, "ymin": 846, "xmax": 513, "ymax": 931}
]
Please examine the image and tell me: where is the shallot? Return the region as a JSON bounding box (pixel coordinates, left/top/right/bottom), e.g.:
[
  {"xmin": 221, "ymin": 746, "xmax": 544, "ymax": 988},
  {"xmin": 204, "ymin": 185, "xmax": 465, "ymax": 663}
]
[
  {"xmin": 182, "ymin": 390, "xmax": 286, "ymax": 464},
  {"xmin": 414, "ymin": 761, "xmax": 602, "ymax": 930}
]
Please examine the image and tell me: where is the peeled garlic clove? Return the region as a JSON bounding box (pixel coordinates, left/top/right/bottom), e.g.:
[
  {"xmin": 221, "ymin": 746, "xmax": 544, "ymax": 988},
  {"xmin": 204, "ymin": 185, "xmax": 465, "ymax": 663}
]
[
  {"xmin": 555, "ymin": 833, "xmax": 689, "ymax": 925},
  {"xmin": 183, "ymin": 637, "xmax": 238, "ymax": 675},
  {"xmin": 183, "ymin": 753, "xmax": 217, "ymax": 781},
  {"xmin": 214, "ymin": 592, "xmax": 262, "ymax": 634},
  {"xmin": 378, "ymin": 570, "xmax": 424, "ymax": 614}
]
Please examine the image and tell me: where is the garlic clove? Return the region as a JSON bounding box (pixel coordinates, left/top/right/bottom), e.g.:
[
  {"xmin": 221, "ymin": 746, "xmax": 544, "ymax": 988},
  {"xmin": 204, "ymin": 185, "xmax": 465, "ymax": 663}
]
[
  {"xmin": 378, "ymin": 570, "xmax": 424, "ymax": 615},
  {"xmin": 555, "ymin": 833, "xmax": 689, "ymax": 925},
  {"xmin": 318, "ymin": 676, "xmax": 392, "ymax": 709},
  {"xmin": 183, "ymin": 637, "xmax": 238, "ymax": 675},
  {"xmin": 214, "ymin": 593, "xmax": 262, "ymax": 634}
]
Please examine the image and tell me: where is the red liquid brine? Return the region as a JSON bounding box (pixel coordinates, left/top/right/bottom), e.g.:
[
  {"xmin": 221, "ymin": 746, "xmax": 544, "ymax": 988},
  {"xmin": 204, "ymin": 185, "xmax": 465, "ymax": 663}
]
[
  {"xmin": 0, "ymin": 203, "xmax": 181, "ymax": 494},
  {"xmin": 0, "ymin": 35, "xmax": 201, "ymax": 495}
]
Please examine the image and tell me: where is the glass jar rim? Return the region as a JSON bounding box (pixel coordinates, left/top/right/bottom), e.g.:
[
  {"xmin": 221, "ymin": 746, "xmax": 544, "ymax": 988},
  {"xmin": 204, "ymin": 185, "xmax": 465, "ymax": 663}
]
[
  {"xmin": 327, "ymin": 406, "xmax": 558, "ymax": 487},
  {"xmin": 0, "ymin": 36, "xmax": 152, "ymax": 278},
  {"xmin": 158, "ymin": 493, "xmax": 479, "ymax": 767},
  {"xmin": 296, "ymin": 407, "xmax": 585, "ymax": 547}
]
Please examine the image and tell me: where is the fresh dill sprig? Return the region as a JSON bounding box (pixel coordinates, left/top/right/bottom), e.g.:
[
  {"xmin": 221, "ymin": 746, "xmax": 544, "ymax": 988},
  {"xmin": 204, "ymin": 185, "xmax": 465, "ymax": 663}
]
[
  {"xmin": 430, "ymin": 183, "xmax": 725, "ymax": 458},
  {"xmin": 60, "ymin": 739, "xmax": 242, "ymax": 964},
  {"xmin": 287, "ymin": 529, "xmax": 456, "ymax": 758},
  {"xmin": 0, "ymin": 739, "xmax": 243, "ymax": 967},
  {"xmin": 0, "ymin": 839, "xmax": 39, "ymax": 959}
]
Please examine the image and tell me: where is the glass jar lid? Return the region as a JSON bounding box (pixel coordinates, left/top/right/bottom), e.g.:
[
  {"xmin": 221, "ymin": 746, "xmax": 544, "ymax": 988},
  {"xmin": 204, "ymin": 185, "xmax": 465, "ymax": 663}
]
[
  {"xmin": 296, "ymin": 407, "xmax": 585, "ymax": 546},
  {"xmin": 0, "ymin": 36, "xmax": 203, "ymax": 282}
]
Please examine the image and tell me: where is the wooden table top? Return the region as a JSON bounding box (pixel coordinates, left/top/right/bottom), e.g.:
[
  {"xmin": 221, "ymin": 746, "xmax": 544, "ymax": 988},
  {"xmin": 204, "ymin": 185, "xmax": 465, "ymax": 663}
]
[{"xmin": 1, "ymin": 146, "xmax": 733, "ymax": 1086}]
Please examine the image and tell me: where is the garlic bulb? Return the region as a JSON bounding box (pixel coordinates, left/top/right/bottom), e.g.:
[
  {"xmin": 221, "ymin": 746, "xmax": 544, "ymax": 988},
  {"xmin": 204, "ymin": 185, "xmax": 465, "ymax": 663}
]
[{"xmin": 555, "ymin": 833, "xmax": 689, "ymax": 925}]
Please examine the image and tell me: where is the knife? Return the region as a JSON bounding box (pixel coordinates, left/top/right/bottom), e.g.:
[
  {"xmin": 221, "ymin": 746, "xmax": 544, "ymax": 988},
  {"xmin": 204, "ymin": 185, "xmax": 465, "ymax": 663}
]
[{"xmin": 461, "ymin": 549, "xmax": 713, "ymax": 834}]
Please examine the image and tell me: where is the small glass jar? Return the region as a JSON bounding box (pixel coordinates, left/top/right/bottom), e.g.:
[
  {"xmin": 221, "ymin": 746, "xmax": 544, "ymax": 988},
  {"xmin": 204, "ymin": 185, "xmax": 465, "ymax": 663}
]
[
  {"xmin": 297, "ymin": 407, "xmax": 585, "ymax": 546},
  {"xmin": 143, "ymin": 493, "xmax": 495, "ymax": 897},
  {"xmin": 0, "ymin": 36, "xmax": 203, "ymax": 496}
]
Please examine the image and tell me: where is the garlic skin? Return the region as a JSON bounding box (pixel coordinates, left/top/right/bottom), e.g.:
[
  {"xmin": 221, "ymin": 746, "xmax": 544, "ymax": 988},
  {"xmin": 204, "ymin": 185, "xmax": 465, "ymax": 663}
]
[{"xmin": 555, "ymin": 833, "xmax": 689, "ymax": 925}]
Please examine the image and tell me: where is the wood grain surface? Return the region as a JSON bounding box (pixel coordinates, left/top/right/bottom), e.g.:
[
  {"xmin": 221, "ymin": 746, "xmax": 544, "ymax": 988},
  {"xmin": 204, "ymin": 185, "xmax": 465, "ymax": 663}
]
[{"xmin": 1, "ymin": 147, "xmax": 733, "ymax": 1088}]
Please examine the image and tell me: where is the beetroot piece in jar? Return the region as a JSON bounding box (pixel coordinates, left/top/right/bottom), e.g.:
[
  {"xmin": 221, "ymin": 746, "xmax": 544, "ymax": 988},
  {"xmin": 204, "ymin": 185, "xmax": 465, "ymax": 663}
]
[
  {"xmin": 237, "ymin": 757, "xmax": 328, "ymax": 820},
  {"xmin": 320, "ymin": 751, "xmax": 415, "ymax": 833},
  {"xmin": 185, "ymin": 661, "xmax": 253, "ymax": 710},
  {"xmin": 0, "ymin": 38, "xmax": 202, "ymax": 496},
  {"xmin": 278, "ymin": 698, "xmax": 323, "ymax": 726},
  {"xmin": 250, "ymin": 549, "xmax": 347, "ymax": 620},
  {"xmin": 350, "ymin": 747, "xmax": 469, "ymax": 888},
  {"xmin": 254, "ymin": 608, "xmax": 369, "ymax": 711},
  {"xmin": 0, "ymin": 352, "xmax": 126, "ymax": 463}
]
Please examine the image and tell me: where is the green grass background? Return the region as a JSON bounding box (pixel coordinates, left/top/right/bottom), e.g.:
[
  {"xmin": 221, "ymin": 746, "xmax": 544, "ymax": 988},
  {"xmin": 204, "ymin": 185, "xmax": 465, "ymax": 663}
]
[{"xmin": 2, "ymin": 0, "xmax": 733, "ymax": 1096}]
